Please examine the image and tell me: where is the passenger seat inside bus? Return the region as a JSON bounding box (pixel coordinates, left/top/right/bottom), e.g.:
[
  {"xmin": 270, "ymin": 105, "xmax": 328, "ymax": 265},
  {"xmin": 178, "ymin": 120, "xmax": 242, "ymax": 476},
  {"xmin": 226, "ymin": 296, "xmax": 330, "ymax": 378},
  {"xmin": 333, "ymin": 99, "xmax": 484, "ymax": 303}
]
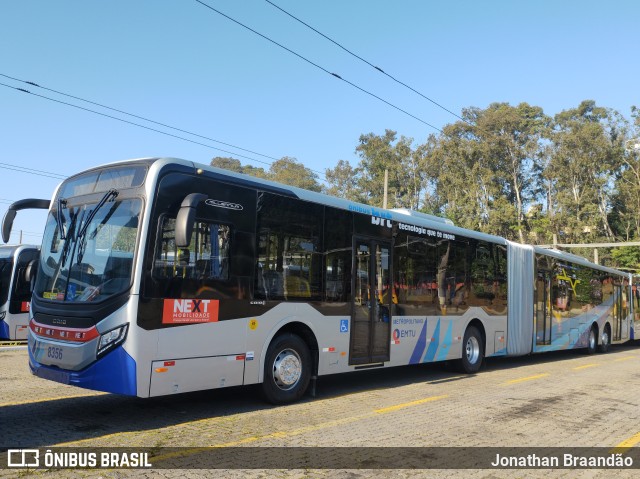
[
  {"xmin": 262, "ymin": 269, "xmax": 284, "ymax": 299},
  {"xmin": 103, "ymin": 255, "xmax": 133, "ymax": 292}
]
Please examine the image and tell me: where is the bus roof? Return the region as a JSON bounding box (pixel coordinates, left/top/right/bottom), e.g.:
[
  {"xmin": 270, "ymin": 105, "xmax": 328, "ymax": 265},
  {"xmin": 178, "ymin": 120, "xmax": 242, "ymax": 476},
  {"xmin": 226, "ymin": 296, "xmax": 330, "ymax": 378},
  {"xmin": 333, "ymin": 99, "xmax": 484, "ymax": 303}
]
[
  {"xmin": 148, "ymin": 157, "xmax": 510, "ymax": 248},
  {"xmin": 56, "ymin": 157, "xmax": 632, "ymax": 278}
]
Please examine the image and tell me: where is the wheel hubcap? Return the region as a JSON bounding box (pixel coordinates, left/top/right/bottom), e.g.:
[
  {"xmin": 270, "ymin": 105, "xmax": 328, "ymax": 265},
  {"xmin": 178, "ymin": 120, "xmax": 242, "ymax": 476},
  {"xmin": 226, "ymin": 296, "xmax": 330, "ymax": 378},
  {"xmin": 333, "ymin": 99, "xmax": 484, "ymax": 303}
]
[
  {"xmin": 589, "ymin": 330, "xmax": 596, "ymax": 349},
  {"xmin": 602, "ymin": 331, "xmax": 609, "ymax": 347},
  {"xmin": 466, "ymin": 337, "xmax": 480, "ymax": 364},
  {"xmin": 272, "ymin": 348, "xmax": 302, "ymax": 390}
]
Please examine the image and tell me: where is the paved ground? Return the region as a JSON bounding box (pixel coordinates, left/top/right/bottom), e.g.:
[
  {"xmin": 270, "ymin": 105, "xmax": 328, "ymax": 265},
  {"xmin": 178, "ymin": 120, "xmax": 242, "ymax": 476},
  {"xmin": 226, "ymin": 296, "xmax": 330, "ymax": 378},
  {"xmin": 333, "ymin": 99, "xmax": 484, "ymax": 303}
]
[{"xmin": 1, "ymin": 342, "xmax": 639, "ymax": 478}]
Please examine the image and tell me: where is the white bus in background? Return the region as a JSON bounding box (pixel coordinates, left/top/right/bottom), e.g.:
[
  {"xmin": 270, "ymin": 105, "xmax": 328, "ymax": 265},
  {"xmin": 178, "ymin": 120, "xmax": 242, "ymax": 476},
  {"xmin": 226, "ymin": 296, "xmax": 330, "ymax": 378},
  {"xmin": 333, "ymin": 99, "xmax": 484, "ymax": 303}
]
[
  {"xmin": 0, "ymin": 244, "xmax": 39, "ymax": 340},
  {"xmin": 2, "ymin": 158, "xmax": 636, "ymax": 404}
]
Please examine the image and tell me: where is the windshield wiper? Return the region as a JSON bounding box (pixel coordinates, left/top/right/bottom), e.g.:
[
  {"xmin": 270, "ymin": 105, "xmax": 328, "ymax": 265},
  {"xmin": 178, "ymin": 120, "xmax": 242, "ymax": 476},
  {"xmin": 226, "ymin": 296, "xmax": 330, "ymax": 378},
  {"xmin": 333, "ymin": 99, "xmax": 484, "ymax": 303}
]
[
  {"xmin": 76, "ymin": 189, "xmax": 118, "ymax": 264},
  {"xmin": 56, "ymin": 197, "xmax": 67, "ymax": 240},
  {"xmin": 60, "ymin": 210, "xmax": 79, "ymax": 269}
]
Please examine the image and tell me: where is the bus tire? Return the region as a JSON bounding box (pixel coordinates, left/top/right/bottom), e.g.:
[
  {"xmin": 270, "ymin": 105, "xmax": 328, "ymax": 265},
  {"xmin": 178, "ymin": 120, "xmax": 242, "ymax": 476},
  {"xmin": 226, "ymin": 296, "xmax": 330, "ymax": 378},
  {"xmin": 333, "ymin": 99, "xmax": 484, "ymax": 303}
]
[
  {"xmin": 261, "ymin": 333, "xmax": 311, "ymax": 405},
  {"xmin": 458, "ymin": 326, "xmax": 484, "ymax": 374},
  {"xmin": 598, "ymin": 324, "xmax": 611, "ymax": 353},
  {"xmin": 586, "ymin": 326, "xmax": 597, "ymax": 355}
]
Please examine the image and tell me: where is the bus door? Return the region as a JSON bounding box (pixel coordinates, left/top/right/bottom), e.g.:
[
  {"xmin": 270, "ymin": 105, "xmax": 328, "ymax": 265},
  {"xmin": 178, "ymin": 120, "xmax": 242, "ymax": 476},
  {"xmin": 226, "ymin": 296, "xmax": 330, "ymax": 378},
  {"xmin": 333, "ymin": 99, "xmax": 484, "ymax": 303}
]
[
  {"xmin": 349, "ymin": 238, "xmax": 391, "ymax": 365},
  {"xmin": 623, "ymin": 283, "xmax": 631, "ymax": 340},
  {"xmin": 535, "ymin": 270, "xmax": 552, "ymax": 345},
  {"xmin": 613, "ymin": 284, "xmax": 623, "ymax": 341},
  {"xmin": 6, "ymin": 247, "xmax": 37, "ymax": 339}
]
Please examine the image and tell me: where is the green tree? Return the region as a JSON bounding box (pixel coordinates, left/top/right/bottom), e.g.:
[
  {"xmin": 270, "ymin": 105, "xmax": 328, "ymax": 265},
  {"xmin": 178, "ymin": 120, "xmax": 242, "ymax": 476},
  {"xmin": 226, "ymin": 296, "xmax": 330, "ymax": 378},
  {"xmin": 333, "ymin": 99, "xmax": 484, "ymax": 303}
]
[
  {"xmin": 611, "ymin": 246, "xmax": 640, "ymax": 271},
  {"xmin": 427, "ymin": 103, "xmax": 549, "ymax": 241},
  {"xmin": 474, "ymin": 103, "xmax": 549, "ymax": 242},
  {"xmin": 324, "ymin": 159, "xmax": 361, "ymax": 201},
  {"xmin": 550, "ymin": 101, "xmax": 625, "ymax": 243},
  {"xmin": 354, "ymin": 130, "xmax": 425, "ymax": 209},
  {"xmin": 210, "ymin": 157, "xmax": 268, "ymax": 178},
  {"xmin": 211, "ymin": 156, "xmax": 244, "ymax": 173},
  {"xmin": 268, "ymin": 156, "xmax": 321, "ymax": 192},
  {"xmin": 611, "ymin": 106, "xmax": 640, "ymax": 240},
  {"xmin": 427, "ymin": 121, "xmax": 496, "ymax": 232}
]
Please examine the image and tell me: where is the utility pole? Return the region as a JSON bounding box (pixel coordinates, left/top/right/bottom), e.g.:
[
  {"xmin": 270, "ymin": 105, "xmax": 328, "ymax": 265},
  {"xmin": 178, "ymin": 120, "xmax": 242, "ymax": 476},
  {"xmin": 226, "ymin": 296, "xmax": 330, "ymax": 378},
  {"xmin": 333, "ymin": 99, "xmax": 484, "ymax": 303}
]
[{"xmin": 383, "ymin": 169, "xmax": 388, "ymax": 209}]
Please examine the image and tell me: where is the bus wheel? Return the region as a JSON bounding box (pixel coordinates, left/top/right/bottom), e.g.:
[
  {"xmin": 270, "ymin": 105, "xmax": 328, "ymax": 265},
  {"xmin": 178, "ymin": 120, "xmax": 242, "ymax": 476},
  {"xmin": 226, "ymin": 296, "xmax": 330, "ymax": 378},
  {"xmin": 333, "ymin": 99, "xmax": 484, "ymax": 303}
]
[
  {"xmin": 598, "ymin": 325, "xmax": 611, "ymax": 353},
  {"xmin": 587, "ymin": 326, "xmax": 597, "ymax": 354},
  {"xmin": 458, "ymin": 326, "xmax": 484, "ymax": 374},
  {"xmin": 262, "ymin": 333, "xmax": 311, "ymax": 404}
]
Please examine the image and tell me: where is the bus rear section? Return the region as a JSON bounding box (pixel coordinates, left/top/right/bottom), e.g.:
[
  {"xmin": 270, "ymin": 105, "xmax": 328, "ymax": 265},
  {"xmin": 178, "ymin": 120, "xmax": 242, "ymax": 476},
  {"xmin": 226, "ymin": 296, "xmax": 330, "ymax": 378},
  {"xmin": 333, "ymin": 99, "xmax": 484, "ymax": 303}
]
[{"xmin": 0, "ymin": 245, "xmax": 38, "ymax": 340}]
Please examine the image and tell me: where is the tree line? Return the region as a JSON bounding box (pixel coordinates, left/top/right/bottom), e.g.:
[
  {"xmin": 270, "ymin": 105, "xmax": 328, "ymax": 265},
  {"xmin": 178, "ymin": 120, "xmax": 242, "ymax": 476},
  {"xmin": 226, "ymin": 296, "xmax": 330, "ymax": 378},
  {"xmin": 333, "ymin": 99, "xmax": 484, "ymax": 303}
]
[{"xmin": 211, "ymin": 100, "xmax": 640, "ymax": 270}]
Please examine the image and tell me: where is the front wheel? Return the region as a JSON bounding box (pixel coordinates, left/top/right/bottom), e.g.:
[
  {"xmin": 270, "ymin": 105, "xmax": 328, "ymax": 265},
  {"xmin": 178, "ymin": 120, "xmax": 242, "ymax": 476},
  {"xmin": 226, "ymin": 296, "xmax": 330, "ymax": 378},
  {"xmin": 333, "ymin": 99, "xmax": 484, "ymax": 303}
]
[
  {"xmin": 458, "ymin": 326, "xmax": 484, "ymax": 374},
  {"xmin": 261, "ymin": 333, "xmax": 311, "ymax": 404}
]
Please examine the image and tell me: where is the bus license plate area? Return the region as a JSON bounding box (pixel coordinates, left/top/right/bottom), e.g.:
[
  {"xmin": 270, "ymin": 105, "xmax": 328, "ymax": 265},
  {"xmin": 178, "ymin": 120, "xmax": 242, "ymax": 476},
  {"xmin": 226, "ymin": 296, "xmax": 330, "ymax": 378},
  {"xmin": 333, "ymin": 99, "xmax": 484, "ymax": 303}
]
[{"xmin": 30, "ymin": 334, "xmax": 98, "ymax": 371}]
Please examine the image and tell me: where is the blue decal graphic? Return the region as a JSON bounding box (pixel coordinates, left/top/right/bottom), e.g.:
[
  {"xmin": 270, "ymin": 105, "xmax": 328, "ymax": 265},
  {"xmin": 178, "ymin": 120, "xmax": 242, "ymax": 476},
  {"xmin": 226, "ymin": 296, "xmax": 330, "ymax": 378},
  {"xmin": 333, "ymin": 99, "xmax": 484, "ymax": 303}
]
[
  {"xmin": 423, "ymin": 319, "xmax": 441, "ymax": 363},
  {"xmin": 409, "ymin": 320, "xmax": 428, "ymax": 364},
  {"xmin": 436, "ymin": 321, "xmax": 454, "ymax": 361},
  {"xmin": 340, "ymin": 319, "xmax": 349, "ymax": 333}
]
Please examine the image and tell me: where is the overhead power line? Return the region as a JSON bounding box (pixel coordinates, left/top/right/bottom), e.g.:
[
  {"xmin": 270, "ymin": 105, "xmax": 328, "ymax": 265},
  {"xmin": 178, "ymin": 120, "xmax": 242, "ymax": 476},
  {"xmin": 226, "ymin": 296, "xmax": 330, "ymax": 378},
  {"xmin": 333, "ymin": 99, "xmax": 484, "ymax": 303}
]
[
  {"xmin": 2, "ymin": 81, "xmax": 270, "ymax": 168},
  {"xmin": 0, "ymin": 73, "xmax": 280, "ymax": 164},
  {"xmin": 264, "ymin": 0, "xmax": 468, "ymax": 126},
  {"xmin": 193, "ymin": 0, "xmax": 443, "ymax": 133},
  {"xmin": 0, "ymin": 161, "xmax": 66, "ymax": 180},
  {"xmin": 0, "ymin": 76, "xmax": 328, "ymax": 181}
]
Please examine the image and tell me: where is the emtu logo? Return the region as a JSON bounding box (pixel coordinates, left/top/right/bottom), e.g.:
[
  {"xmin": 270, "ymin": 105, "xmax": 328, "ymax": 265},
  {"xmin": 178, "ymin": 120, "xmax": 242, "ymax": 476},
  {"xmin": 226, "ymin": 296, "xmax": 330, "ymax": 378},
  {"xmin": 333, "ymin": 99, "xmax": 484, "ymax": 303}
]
[{"xmin": 162, "ymin": 299, "xmax": 219, "ymax": 324}]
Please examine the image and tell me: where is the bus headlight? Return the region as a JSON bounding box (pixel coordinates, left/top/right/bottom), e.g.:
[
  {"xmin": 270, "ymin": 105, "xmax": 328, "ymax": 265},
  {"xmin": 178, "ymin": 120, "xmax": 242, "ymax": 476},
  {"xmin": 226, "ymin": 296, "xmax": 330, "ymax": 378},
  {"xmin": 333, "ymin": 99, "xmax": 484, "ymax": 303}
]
[
  {"xmin": 0, "ymin": 311, "xmax": 5, "ymax": 321},
  {"xmin": 97, "ymin": 324, "xmax": 129, "ymax": 358}
]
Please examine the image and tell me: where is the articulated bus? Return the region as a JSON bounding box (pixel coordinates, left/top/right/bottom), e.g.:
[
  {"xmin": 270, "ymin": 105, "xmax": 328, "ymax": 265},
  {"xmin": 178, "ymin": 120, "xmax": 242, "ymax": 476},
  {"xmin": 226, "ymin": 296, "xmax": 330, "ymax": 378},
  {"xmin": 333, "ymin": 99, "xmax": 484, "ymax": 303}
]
[
  {"xmin": 0, "ymin": 244, "xmax": 39, "ymax": 340},
  {"xmin": 2, "ymin": 158, "xmax": 637, "ymax": 403}
]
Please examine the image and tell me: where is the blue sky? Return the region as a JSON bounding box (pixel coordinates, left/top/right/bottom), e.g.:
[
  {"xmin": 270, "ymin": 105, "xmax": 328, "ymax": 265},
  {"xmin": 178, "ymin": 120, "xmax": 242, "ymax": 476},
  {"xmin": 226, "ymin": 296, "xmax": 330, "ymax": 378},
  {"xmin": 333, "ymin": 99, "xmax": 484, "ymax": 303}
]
[{"xmin": 1, "ymin": 0, "xmax": 639, "ymax": 244}]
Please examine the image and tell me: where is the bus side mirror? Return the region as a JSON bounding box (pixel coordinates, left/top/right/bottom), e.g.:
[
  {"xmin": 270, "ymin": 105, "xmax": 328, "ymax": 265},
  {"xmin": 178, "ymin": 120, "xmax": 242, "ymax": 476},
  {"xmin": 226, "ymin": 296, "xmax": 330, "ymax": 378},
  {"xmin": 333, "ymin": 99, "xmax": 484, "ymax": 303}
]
[
  {"xmin": 2, "ymin": 198, "xmax": 51, "ymax": 243},
  {"xmin": 1, "ymin": 209, "xmax": 16, "ymax": 243},
  {"xmin": 175, "ymin": 193, "xmax": 207, "ymax": 248},
  {"xmin": 24, "ymin": 259, "xmax": 38, "ymax": 286}
]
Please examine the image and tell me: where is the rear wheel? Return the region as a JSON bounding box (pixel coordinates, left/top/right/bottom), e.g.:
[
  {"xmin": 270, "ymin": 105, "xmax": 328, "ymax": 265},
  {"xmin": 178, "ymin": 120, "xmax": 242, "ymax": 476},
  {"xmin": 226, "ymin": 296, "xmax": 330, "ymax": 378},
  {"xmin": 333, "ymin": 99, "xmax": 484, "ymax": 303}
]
[
  {"xmin": 261, "ymin": 333, "xmax": 311, "ymax": 404},
  {"xmin": 598, "ymin": 325, "xmax": 611, "ymax": 353},
  {"xmin": 458, "ymin": 326, "xmax": 484, "ymax": 374},
  {"xmin": 586, "ymin": 326, "xmax": 597, "ymax": 354}
]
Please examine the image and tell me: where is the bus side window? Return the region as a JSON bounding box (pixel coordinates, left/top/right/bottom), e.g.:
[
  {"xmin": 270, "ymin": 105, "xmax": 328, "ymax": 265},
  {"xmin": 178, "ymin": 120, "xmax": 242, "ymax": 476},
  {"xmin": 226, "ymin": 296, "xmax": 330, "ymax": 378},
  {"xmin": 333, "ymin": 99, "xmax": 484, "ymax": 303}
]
[
  {"xmin": 151, "ymin": 217, "xmax": 232, "ymax": 298},
  {"xmin": 255, "ymin": 193, "xmax": 322, "ymax": 301},
  {"xmin": 324, "ymin": 206, "xmax": 352, "ymax": 303}
]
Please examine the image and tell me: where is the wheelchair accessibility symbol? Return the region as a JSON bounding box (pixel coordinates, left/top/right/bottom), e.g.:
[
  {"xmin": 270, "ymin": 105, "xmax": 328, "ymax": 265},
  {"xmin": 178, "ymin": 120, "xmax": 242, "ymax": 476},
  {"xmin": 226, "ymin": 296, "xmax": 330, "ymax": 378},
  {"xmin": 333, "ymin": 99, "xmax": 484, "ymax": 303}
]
[{"xmin": 340, "ymin": 319, "xmax": 349, "ymax": 333}]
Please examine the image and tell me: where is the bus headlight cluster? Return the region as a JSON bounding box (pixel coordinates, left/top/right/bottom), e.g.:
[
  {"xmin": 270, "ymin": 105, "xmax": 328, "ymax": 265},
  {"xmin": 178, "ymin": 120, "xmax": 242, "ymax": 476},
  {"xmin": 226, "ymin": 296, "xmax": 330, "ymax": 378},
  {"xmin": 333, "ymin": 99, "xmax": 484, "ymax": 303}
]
[
  {"xmin": 97, "ymin": 324, "xmax": 129, "ymax": 358},
  {"xmin": 0, "ymin": 311, "xmax": 5, "ymax": 321}
]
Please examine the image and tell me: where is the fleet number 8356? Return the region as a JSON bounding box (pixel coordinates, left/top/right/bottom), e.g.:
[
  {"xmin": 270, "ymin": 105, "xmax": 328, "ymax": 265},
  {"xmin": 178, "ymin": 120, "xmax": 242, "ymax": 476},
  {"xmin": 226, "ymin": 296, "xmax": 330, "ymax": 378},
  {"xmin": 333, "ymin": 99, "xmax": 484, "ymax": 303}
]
[{"xmin": 47, "ymin": 346, "xmax": 63, "ymax": 360}]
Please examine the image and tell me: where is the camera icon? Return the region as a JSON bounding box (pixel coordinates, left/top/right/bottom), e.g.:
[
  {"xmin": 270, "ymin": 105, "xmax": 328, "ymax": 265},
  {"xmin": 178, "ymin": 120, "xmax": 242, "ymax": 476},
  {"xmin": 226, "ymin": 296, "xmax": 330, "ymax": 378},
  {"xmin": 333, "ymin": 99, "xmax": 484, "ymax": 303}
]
[{"xmin": 7, "ymin": 449, "xmax": 39, "ymax": 468}]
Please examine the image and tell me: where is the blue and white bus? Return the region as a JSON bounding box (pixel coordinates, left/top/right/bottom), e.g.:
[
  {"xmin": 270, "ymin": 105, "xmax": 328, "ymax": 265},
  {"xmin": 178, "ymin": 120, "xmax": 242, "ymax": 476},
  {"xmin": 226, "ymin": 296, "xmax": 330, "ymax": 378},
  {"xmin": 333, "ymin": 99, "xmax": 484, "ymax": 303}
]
[
  {"xmin": 2, "ymin": 158, "xmax": 636, "ymax": 403},
  {"xmin": 0, "ymin": 244, "xmax": 39, "ymax": 340}
]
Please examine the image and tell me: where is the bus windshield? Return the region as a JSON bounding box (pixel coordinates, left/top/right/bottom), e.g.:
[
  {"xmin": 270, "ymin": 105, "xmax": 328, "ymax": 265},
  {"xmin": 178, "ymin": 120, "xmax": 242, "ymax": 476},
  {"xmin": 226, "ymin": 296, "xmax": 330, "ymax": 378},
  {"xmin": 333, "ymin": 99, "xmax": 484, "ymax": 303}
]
[
  {"xmin": 35, "ymin": 196, "xmax": 142, "ymax": 303},
  {"xmin": 0, "ymin": 256, "xmax": 12, "ymax": 306}
]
